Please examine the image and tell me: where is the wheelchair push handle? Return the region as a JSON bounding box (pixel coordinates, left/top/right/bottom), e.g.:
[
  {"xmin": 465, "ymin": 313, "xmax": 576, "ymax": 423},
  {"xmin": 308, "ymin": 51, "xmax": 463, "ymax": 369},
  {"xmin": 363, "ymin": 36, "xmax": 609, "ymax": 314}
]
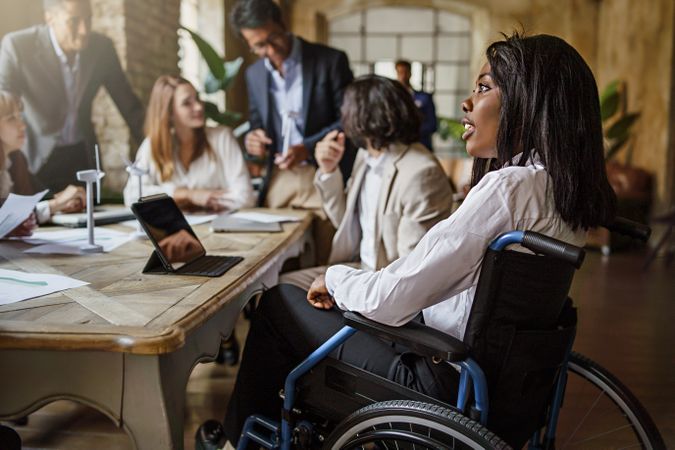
[
  {"xmin": 605, "ymin": 217, "xmax": 651, "ymax": 243},
  {"xmin": 490, "ymin": 231, "xmax": 585, "ymax": 268}
]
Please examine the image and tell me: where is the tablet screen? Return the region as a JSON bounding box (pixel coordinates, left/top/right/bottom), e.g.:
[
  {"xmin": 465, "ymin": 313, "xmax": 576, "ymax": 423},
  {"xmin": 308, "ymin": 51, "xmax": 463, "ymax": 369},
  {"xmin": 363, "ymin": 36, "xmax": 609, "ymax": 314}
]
[{"xmin": 131, "ymin": 195, "xmax": 206, "ymax": 270}]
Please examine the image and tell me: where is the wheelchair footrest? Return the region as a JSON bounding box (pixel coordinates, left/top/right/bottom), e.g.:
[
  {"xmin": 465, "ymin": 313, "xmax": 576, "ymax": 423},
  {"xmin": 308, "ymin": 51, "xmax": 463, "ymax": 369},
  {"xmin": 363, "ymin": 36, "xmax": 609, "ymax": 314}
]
[{"xmin": 239, "ymin": 414, "xmax": 280, "ymax": 449}]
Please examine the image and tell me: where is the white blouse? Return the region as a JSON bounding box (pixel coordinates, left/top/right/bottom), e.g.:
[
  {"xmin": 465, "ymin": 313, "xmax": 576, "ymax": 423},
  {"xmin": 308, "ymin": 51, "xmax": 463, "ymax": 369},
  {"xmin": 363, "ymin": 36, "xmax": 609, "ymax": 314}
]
[
  {"xmin": 123, "ymin": 126, "xmax": 255, "ymax": 209},
  {"xmin": 326, "ymin": 158, "xmax": 587, "ymax": 340}
]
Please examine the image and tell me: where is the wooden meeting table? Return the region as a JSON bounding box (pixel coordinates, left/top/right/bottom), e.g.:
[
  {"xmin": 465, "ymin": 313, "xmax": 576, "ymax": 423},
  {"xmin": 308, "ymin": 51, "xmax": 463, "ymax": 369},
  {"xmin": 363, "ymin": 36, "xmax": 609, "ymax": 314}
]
[{"xmin": 0, "ymin": 209, "xmax": 312, "ymax": 449}]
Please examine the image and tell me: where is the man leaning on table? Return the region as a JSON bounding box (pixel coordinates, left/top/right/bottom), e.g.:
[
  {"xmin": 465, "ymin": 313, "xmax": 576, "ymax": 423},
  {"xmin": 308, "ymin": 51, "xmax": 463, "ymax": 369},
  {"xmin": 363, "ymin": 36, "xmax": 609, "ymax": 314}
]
[{"xmin": 0, "ymin": 0, "xmax": 145, "ymax": 195}]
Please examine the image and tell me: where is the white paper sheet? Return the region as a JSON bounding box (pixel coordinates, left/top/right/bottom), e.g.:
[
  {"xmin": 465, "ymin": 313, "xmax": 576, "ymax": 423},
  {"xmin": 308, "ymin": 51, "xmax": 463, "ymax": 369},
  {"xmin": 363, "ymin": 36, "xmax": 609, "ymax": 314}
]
[
  {"xmin": 119, "ymin": 214, "xmax": 218, "ymax": 229},
  {"xmin": 230, "ymin": 211, "xmax": 301, "ymax": 223},
  {"xmin": 21, "ymin": 228, "xmax": 133, "ymax": 254},
  {"xmin": 0, "ymin": 190, "xmax": 48, "ymax": 238},
  {"xmin": 0, "ymin": 268, "xmax": 88, "ymax": 304}
]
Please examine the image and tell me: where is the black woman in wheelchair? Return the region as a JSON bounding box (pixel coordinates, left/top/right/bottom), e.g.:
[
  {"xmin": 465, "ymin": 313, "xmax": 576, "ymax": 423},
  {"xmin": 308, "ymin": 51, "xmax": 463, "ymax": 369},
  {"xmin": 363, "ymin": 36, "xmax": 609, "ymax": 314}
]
[{"xmin": 199, "ymin": 32, "xmax": 618, "ymax": 450}]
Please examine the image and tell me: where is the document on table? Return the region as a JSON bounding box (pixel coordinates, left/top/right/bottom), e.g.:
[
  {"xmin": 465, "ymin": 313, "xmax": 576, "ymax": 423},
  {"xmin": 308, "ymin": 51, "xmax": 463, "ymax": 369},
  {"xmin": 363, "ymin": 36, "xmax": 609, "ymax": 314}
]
[
  {"xmin": 0, "ymin": 190, "xmax": 48, "ymax": 238},
  {"xmin": 20, "ymin": 228, "xmax": 133, "ymax": 254},
  {"xmin": 230, "ymin": 211, "xmax": 301, "ymax": 223},
  {"xmin": 0, "ymin": 268, "xmax": 88, "ymax": 304}
]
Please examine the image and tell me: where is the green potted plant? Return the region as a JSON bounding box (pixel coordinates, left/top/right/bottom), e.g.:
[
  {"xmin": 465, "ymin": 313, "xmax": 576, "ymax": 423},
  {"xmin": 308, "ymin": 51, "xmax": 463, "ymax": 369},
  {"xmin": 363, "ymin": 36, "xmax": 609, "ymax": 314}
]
[
  {"xmin": 591, "ymin": 80, "xmax": 652, "ymax": 253},
  {"xmin": 180, "ymin": 26, "xmax": 244, "ymax": 127}
]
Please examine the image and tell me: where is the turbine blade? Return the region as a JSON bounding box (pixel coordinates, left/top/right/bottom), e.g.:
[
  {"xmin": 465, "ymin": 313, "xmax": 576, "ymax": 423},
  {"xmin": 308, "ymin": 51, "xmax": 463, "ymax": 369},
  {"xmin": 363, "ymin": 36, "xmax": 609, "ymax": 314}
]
[{"xmin": 95, "ymin": 144, "xmax": 101, "ymax": 173}]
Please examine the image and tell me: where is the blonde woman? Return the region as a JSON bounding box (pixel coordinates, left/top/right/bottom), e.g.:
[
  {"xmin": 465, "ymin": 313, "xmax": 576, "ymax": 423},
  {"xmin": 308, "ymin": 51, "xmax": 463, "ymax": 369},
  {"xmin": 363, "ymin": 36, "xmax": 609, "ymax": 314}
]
[
  {"xmin": 123, "ymin": 76, "xmax": 255, "ymax": 211},
  {"xmin": 0, "ymin": 90, "xmax": 84, "ymax": 227}
]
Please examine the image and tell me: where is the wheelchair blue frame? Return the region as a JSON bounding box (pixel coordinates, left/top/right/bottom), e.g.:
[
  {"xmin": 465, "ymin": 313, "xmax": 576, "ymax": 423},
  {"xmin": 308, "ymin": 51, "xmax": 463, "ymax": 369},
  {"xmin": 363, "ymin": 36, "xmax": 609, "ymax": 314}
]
[{"xmin": 237, "ymin": 231, "xmax": 572, "ymax": 450}]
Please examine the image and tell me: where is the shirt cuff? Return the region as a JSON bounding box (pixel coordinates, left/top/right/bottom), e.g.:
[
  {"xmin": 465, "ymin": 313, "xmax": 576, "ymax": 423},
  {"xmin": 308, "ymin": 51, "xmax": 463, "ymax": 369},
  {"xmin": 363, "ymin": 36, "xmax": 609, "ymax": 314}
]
[
  {"xmin": 325, "ymin": 264, "xmax": 358, "ymax": 296},
  {"xmin": 35, "ymin": 200, "xmax": 51, "ymax": 224}
]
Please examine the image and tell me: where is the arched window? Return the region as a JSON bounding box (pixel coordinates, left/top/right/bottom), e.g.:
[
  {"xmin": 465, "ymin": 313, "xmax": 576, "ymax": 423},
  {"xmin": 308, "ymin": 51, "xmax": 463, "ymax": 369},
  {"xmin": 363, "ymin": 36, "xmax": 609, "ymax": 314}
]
[{"xmin": 329, "ymin": 6, "xmax": 471, "ymax": 152}]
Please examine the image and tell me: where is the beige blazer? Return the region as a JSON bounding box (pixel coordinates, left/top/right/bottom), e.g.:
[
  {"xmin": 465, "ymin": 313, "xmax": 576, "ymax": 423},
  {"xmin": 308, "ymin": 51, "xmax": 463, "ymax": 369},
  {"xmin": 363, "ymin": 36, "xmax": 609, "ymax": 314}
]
[{"xmin": 315, "ymin": 142, "xmax": 453, "ymax": 269}]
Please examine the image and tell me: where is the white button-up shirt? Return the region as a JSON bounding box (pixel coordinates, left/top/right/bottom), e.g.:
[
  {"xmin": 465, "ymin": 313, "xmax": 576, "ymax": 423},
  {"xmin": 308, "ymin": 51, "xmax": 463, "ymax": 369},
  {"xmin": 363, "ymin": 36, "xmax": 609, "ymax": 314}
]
[
  {"xmin": 358, "ymin": 152, "xmax": 388, "ymax": 271},
  {"xmin": 265, "ymin": 36, "xmax": 304, "ymax": 154},
  {"xmin": 48, "ymin": 27, "xmax": 80, "ymax": 146},
  {"xmin": 326, "ymin": 157, "xmax": 586, "ymax": 340}
]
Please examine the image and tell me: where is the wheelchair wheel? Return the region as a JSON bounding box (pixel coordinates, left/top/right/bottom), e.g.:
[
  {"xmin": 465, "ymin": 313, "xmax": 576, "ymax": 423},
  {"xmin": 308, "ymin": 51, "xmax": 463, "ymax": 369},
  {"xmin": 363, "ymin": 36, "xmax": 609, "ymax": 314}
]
[
  {"xmin": 551, "ymin": 352, "xmax": 665, "ymax": 449},
  {"xmin": 323, "ymin": 400, "xmax": 509, "ymax": 449}
]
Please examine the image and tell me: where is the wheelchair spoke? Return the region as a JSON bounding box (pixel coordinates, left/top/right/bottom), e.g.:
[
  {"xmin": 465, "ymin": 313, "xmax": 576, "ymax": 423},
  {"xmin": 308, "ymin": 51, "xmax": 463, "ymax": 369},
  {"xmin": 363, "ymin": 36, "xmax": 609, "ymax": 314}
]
[
  {"xmin": 551, "ymin": 354, "xmax": 665, "ymax": 450},
  {"xmin": 561, "ymin": 388, "xmax": 604, "ymax": 448},
  {"xmin": 566, "ymin": 423, "xmax": 634, "ymax": 446}
]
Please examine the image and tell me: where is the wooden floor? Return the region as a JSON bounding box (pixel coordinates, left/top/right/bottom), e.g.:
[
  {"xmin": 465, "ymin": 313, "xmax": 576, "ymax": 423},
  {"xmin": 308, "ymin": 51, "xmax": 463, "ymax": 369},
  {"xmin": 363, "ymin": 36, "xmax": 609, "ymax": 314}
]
[{"xmin": 4, "ymin": 249, "xmax": 674, "ymax": 449}]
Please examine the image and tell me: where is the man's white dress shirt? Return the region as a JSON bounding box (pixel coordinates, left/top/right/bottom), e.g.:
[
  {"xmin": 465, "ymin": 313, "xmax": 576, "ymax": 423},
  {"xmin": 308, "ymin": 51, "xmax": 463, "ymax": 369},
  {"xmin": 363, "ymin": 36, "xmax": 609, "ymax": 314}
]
[
  {"xmin": 48, "ymin": 27, "xmax": 80, "ymax": 146},
  {"xmin": 265, "ymin": 36, "xmax": 304, "ymax": 154}
]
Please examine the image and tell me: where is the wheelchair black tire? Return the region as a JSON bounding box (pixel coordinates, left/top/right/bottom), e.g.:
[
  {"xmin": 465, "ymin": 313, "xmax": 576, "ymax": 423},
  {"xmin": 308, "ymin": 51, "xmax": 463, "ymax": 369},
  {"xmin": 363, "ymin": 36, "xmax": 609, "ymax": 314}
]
[
  {"xmin": 323, "ymin": 400, "xmax": 510, "ymax": 450},
  {"xmin": 550, "ymin": 352, "xmax": 665, "ymax": 449}
]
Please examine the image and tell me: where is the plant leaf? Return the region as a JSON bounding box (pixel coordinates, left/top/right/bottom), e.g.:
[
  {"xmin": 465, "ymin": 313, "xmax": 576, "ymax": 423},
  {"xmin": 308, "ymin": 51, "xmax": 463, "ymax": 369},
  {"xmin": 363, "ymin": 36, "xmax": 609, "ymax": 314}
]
[
  {"xmin": 600, "ymin": 80, "xmax": 621, "ymax": 121},
  {"xmin": 203, "ymin": 101, "xmax": 242, "ymax": 126},
  {"xmin": 437, "ymin": 117, "xmax": 466, "ymax": 143},
  {"xmin": 204, "ymin": 72, "xmax": 222, "ymax": 94},
  {"xmin": 180, "ymin": 26, "xmax": 225, "ymax": 80},
  {"xmin": 600, "ymin": 80, "xmax": 619, "ymax": 105},
  {"xmin": 605, "ymin": 139, "xmax": 625, "ymax": 161},
  {"xmin": 220, "ymin": 57, "xmax": 244, "ymax": 91},
  {"xmin": 606, "ymin": 112, "xmax": 640, "ymax": 140}
]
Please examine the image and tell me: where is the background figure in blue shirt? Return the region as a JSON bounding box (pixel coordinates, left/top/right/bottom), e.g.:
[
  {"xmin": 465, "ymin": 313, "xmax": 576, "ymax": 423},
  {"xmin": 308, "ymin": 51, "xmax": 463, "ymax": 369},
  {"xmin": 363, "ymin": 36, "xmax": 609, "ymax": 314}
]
[{"xmin": 396, "ymin": 59, "xmax": 437, "ymax": 151}]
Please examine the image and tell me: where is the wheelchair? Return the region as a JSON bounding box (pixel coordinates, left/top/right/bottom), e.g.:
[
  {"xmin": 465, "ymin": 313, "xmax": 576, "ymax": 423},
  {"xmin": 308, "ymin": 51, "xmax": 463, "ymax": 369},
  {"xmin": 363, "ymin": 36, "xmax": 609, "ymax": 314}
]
[{"xmin": 198, "ymin": 219, "xmax": 665, "ymax": 450}]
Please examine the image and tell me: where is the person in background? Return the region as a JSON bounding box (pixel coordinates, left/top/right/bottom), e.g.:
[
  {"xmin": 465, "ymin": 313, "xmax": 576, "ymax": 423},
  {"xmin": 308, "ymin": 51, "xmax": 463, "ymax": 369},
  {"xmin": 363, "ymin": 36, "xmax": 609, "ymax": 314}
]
[
  {"xmin": 281, "ymin": 75, "xmax": 453, "ymax": 290},
  {"xmin": 0, "ymin": 0, "xmax": 145, "ymax": 194},
  {"xmin": 230, "ymin": 0, "xmax": 354, "ymax": 208},
  {"xmin": 216, "ymin": 33, "xmax": 616, "ymax": 448},
  {"xmin": 230, "ymin": 0, "xmax": 355, "ymax": 266},
  {"xmin": 123, "ymin": 75, "xmax": 255, "ymax": 211},
  {"xmin": 395, "ymin": 59, "xmax": 438, "ymax": 152},
  {"xmin": 0, "ymin": 90, "xmax": 84, "ymax": 225}
]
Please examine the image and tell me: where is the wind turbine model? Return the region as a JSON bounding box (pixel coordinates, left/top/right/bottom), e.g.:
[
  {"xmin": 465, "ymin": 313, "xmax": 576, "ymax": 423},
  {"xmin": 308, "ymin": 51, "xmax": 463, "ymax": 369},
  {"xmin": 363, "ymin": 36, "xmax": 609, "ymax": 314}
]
[
  {"xmin": 123, "ymin": 156, "xmax": 149, "ymax": 238},
  {"xmin": 76, "ymin": 145, "xmax": 105, "ymax": 253},
  {"xmin": 123, "ymin": 156, "xmax": 149, "ymax": 201}
]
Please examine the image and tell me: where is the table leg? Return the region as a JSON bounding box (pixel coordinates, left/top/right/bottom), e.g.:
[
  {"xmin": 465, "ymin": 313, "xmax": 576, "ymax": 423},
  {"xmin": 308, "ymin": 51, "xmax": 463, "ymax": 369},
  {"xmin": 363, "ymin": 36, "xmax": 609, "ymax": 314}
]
[{"xmin": 122, "ymin": 297, "xmax": 245, "ymax": 450}]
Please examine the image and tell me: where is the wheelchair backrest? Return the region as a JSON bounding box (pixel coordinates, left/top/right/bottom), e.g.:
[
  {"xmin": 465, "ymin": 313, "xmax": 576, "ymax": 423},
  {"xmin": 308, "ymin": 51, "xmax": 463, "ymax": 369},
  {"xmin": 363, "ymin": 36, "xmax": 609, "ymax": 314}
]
[{"xmin": 464, "ymin": 248, "xmax": 579, "ymax": 448}]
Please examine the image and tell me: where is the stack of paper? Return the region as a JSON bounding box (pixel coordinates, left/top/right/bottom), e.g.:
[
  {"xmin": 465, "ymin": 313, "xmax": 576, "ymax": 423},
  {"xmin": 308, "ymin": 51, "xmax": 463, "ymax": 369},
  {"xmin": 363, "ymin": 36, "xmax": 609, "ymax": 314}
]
[
  {"xmin": 0, "ymin": 191, "xmax": 48, "ymax": 238},
  {"xmin": 0, "ymin": 268, "xmax": 88, "ymax": 304},
  {"xmin": 20, "ymin": 228, "xmax": 133, "ymax": 255},
  {"xmin": 230, "ymin": 211, "xmax": 301, "ymax": 223}
]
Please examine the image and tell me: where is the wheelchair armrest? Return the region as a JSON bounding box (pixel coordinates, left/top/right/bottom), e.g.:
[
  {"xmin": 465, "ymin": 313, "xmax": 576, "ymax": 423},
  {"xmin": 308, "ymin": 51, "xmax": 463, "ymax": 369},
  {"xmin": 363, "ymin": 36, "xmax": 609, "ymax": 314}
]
[{"xmin": 343, "ymin": 311, "xmax": 468, "ymax": 362}]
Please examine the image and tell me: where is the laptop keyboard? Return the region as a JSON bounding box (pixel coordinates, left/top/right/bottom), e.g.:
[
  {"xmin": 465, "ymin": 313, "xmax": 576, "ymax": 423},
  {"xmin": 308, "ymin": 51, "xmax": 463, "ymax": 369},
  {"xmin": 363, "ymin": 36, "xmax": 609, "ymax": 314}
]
[{"xmin": 176, "ymin": 255, "xmax": 243, "ymax": 277}]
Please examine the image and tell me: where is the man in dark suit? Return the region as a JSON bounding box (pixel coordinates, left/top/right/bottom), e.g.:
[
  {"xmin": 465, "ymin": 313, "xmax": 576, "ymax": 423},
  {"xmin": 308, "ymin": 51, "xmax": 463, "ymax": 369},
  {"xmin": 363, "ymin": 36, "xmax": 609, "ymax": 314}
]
[
  {"xmin": 396, "ymin": 59, "xmax": 438, "ymax": 151},
  {"xmin": 230, "ymin": 0, "xmax": 354, "ymax": 209},
  {"xmin": 0, "ymin": 0, "xmax": 144, "ymax": 194}
]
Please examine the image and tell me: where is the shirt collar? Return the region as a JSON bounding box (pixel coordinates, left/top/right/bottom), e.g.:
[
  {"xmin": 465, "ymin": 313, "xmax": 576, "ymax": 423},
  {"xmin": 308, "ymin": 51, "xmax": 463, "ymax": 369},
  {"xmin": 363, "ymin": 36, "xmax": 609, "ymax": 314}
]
[
  {"xmin": 263, "ymin": 35, "xmax": 301, "ymax": 74},
  {"xmin": 365, "ymin": 151, "xmax": 388, "ymax": 173},
  {"xmin": 508, "ymin": 151, "xmax": 543, "ymax": 168},
  {"xmin": 48, "ymin": 26, "xmax": 79, "ymax": 68}
]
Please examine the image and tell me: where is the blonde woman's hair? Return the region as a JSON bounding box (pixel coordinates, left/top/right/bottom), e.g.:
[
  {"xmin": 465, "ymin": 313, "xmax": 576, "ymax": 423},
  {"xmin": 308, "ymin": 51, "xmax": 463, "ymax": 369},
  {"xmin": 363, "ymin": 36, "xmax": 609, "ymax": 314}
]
[
  {"xmin": 144, "ymin": 75, "xmax": 212, "ymax": 181},
  {"xmin": 0, "ymin": 90, "xmax": 23, "ymax": 172}
]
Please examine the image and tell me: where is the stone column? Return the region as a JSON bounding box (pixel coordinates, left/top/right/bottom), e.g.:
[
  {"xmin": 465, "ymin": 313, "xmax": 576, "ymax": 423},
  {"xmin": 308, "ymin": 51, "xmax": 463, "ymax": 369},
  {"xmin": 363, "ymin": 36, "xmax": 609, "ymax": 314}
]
[{"xmin": 91, "ymin": 0, "xmax": 181, "ymax": 195}]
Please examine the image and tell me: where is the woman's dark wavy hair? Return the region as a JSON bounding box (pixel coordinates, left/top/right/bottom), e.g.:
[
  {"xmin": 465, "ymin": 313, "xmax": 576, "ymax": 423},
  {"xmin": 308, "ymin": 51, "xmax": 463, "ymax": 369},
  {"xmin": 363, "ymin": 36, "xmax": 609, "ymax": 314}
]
[
  {"xmin": 341, "ymin": 75, "xmax": 421, "ymax": 150},
  {"xmin": 470, "ymin": 32, "xmax": 616, "ymax": 230}
]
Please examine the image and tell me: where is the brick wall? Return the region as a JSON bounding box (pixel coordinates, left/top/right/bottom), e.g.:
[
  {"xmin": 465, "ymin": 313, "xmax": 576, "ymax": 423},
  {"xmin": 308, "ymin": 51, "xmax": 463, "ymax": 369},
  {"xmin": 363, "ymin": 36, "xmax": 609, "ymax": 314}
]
[{"xmin": 91, "ymin": 0, "xmax": 181, "ymax": 195}]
